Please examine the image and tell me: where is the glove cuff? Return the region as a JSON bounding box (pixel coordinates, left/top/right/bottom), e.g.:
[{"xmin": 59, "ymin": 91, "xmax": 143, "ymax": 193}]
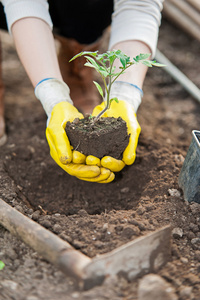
[
  {"xmin": 35, "ymin": 78, "xmax": 73, "ymax": 117},
  {"xmin": 109, "ymin": 81, "xmax": 143, "ymax": 113}
]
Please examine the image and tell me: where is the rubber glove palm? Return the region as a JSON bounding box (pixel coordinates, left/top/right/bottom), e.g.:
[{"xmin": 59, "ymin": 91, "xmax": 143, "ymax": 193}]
[
  {"xmin": 92, "ymin": 100, "xmax": 141, "ymax": 170},
  {"xmin": 46, "ymin": 101, "xmax": 114, "ymax": 183}
]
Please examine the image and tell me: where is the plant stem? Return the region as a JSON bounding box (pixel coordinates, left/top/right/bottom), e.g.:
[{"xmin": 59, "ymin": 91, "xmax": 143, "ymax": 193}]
[
  {"xmin": 94, "ymin": 102, "xmax": 109, "ymax": 121},
  {"xmin": 111, "ymin": 62, "xmax": 133, "ymax": 85},
  {"xmin": 95, "ymin": 60, "xmax": 114, "ymax": 121}
]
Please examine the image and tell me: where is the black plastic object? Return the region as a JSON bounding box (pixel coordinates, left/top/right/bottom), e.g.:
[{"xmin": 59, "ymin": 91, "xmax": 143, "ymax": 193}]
[{"xmin": 179, "ymin": 130, "xmax": 200, "ymax": 203}]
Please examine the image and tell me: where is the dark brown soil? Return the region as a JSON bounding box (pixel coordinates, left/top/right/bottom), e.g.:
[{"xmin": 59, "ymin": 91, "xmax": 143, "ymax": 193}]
[
  {"xmin": 65, "ymin": 116, "xmax": 129, "ymax": 159},
  {"xmin": 0, "ymin": 18, "xmax": 200, "ymax": 300}
]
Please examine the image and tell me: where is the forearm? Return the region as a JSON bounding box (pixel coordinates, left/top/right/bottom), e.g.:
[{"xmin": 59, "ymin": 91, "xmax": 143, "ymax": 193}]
[
  {"xmin": 107, "ymin": 40, "xmax": 151, "ymax": 113},
  {"xmin": 110, "ymin": 0, "xmax": 164, "ymax": 58},
  {"xmin": 109, "ymin": 0, "xmax": 164, "ymax": 111},
  {"xmin": 11, "ymin": 17, "xmax": 62, "ymax": 87},
  {"xmin": 111, "ymin": 40, "xmax": 151, "ymax": 89}
]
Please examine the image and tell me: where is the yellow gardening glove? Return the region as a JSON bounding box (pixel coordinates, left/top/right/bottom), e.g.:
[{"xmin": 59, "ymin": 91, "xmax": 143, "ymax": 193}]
[
  {"xmin": 92, "ymin": 100, "xmax": 141, "ymax": 171},
  {"xmin": 46, "ymin": 101, "xmax": 114, "ymax": 183}
]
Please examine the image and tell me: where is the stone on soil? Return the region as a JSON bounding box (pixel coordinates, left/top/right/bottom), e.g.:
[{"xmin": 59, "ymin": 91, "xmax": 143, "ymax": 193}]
[{"xmin": 138, "ymin": 274, "xmax": 178, "ymax": 300}]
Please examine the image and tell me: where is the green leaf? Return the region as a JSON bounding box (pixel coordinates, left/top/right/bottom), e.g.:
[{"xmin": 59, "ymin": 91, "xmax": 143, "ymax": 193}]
[
  {"xmin": 142, "ymin": 60, "xmax": 153, "ymax": 67},
  {"xmin": 98, "ymin": 66, "xmax": 109, "ymax": 77},
  {"xmin": 97, "ymin": 53, "xmax": 109, "ymax": 61},
  {"xmin": 84, "ymin": 62, "xmax": 97, "ymax": 69},
  {"xmin": 0, "ymin": 261, "xmax": 5, "ymax": 270},
  {"xmin": 107, "ymin": 52, "xmax": 117, "ymax": 64},
  {"xmin": 142, "ymin": 60, "xmax": 166, "ymax": 67},
  {"xmin": 114, "ymin": 49, "xmax": 121, "ymax": 55},
  {"xmin": 120, "ymin": 58, "xmax": 126, "ymax": 68},
  {"xmin": 85, "ymin": 58, "xmax": 109, "ymax": 77},
  {"xmin": 151, "ymin": 62, "xmax": 166, "ymax": 67},
  {"xmin": 85, "ymin": 56, "xmax": 99, "ymax": 69},
  {"xmin": 69, "ymin": 51, "xmax": 98, "ymax": 62},
  {"xmin": 134, "ymin": 53, "xmax": 151, "ymax": 62},
  {"xmin": 110, "ymin": 97, "xmax": 119, "ymax": 104},
  {"xmin": 93, "ymin": 81, "xmax": 104, "ymax": 98}
]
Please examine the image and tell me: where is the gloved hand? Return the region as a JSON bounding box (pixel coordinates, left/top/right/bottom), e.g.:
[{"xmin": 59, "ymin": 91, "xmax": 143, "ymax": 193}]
[
  {"xmin": 92, "ymin": 100, "xmax": 141, "ymax": 168},
  {"xmin": 91, "ymin": 81, "xmax": 142, "ymax": 171},
  {"xmin": 35, "ymin": 78, "xmax": 114, "ymax": 183},
  {"xmin": 46, "ymin": 102, "xmax": 114, "ymax": 182}
]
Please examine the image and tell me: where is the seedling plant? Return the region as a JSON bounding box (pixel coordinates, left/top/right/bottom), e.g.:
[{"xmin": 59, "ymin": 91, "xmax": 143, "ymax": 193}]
[
  {"xmin": 67, "ymin": 50, "xmax": 165, "ymax": 159},
  {"xmin": 70, "ymin": 50, "xmax": 165, "ymax": 120}
]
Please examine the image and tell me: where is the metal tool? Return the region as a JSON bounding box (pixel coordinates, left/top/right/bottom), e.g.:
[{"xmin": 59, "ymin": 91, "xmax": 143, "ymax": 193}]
[{"xmin": 0, "ymin": 198, "xmax": 171, "ymax": 290}]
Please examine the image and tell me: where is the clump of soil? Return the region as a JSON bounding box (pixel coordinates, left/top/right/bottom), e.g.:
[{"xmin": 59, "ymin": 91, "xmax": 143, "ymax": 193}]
[{"xmin": 65, "ymin": 115, "xmax": 129, "ymax": 159}]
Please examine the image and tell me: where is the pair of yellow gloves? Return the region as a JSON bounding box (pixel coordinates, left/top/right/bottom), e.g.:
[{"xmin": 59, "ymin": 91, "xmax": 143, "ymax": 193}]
[{"xmin": 46, "ymin": 99, "xmax": 141, "ymax": 183}]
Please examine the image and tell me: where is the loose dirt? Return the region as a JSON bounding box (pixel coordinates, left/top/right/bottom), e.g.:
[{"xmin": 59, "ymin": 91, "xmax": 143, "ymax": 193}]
[
  {"xmin": 0, "ymin": 19, "xmax": 200, "ymax": 300},
  {"xmin": 66, "ymin": 116, "xmax": 129, "ymax": 159}
]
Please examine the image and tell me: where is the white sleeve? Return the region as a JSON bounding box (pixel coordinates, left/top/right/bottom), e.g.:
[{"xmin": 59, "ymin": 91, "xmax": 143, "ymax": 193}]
[
  {"xmin": 109, "ymin": 0, "xmax": 164, "ymax": 58},
  {"xmin": 1, "ymin": 0, "xmax": 53, "ymax": 33}
]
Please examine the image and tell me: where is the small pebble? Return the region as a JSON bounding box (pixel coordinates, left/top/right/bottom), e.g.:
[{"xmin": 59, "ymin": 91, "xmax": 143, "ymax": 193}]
[
  {"xmin": 190, "ymin": 203, "xmax": 200, "ymax": 215},
  {"xmin": 6, "ymin": 248, "xmax": 17, "ymax": 260},
  {"xmin": 78, "ymin": 209, "xmax": 88, "ymax": 216},
  {"xmin": 52, "ymin": 224, "xmax": 62, "ymax": 234},
  {"xmin": 174, "ymin": 154, "xmax": 184, "ymax": 164},
  {"xmin": 72, "ymin": 118, "xmax": 79, "ymax": 125},
  {"xmin": 168, "ymin": 189, "xmax": 181, "ymax": 197},
  {"xmin": 32, "ymin": 210, "xmax": 41, "ymax": 221},
  {"xmin": 187, "ymin": 231, "xmax": 195, "ymax": 240},
  {"xmin": 94, "ymin": 241, "xmax": 104, "ymax": 249},
  {"xmin": 73, "ymin": 240, "xmax": 85, "ymax": 249},
  {"xmin": 14, "ymin": 205, "xmax": 24, "ymax": 213},
  {"xmin": 171, "ymin": 244, "xmax": 180, "ymax": 258},
  {"xmin": 189, "ymin": 223, "xmax": 199, "ymax": 233},
  {"xmin": 138, "ymin": 274, "xmax": 178, "ymax": 300},
  {"xmin": 27, "ymin": 208, "xmax": 34, "ymax": 215},
  {"xmin": 129, "ymin": 219, "xmax": 146, "ymax": 231},
  {"xmin": 71, "ymin": 292, "xmax": 80, "ymax": 299},
  {"xmin": 184, "ymin": 274, "xmax": 199, "ymax": 285},
  {"xmin": 194, "ymin": 250, "xmax": 200, "ymax": 261},
  {"xmin": 54, "ymin": 213, "xmax": 60, "ymax": 217},
  {"xmin": 39, "ymin": 219, "xmax": 51, "ymax": 229},
  {"xmin": 191, "ymin": 238, "xmax": 200, "ymax": 244},
  {"xmin": 120, "ymin": 187, "xmax": 130, "ymax": 193},
  {"xmin": 122, "ymin": 227, "xmax": 135, "ymax": 239},
  {"xmin": 179, "ymin": 286, "xmax": 193, "ymax": 299},
  {"xmin": 34, "ymin": 272, "xmax": 43, "ymax": 280},
  {"xmin": 1, "ymin": 280, "xmax": 18, "ymax": 290},
  {"xmin": 172, "ymin": 227, "xmax": 183, "ymax": 238},
  {"xmin": 146, "ymin": 204, "xmax": 155, "ymax": 211},
  {"xmin": 180, "ymin": 257, "xmax": 188, "ymax": 264},
  {"xmin": 136, "ymin": 206, "xmax": 146, "ymax": 215},
  {"xmin": 103, "ymin": 223, "xmax": 108, "ymax": 230},
  {"xmin": 59, "ymin": 233, "xmax": 72, "ymax": 243}
]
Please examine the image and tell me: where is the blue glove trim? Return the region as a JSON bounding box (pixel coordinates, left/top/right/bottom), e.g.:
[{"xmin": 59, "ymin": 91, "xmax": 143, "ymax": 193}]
[
  {"xmin": 115, "ymin": 81, "xmax": 143, "ymax": 96},
  {"xmin": 35, "ymin": 78, "xmax": 54, "ymax": 90}
]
